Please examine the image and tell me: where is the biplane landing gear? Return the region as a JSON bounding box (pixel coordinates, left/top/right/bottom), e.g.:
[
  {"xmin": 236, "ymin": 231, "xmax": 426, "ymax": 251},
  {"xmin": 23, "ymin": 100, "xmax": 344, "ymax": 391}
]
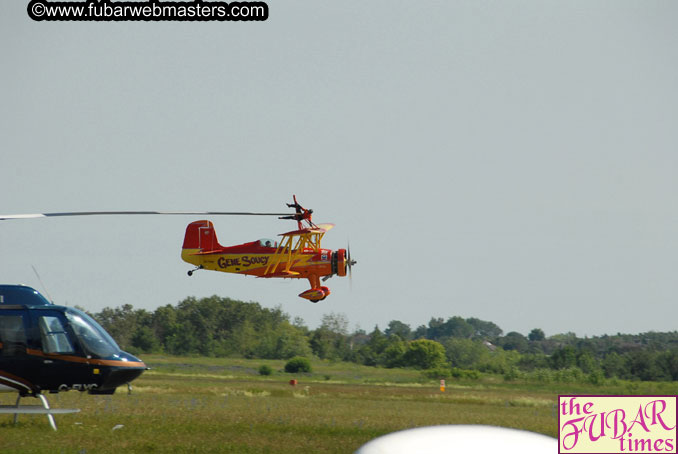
[
  {"xmin": 300, "ymin": 286, "xmax": 330, "ymax": 303},
  {"xmin": 187, "ymin": 265, "xmax": 203, "ymax": 276}
]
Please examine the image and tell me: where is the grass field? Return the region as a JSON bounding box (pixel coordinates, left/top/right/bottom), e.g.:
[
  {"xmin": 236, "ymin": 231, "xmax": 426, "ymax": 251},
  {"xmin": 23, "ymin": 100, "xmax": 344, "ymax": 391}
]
[{"xmin": 2, "ymin": 355, "xmax": 677, "ymax": 453}]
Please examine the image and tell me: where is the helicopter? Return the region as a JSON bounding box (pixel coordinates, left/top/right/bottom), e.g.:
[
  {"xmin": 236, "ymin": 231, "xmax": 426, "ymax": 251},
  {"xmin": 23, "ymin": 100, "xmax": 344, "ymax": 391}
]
[
  {"xmin": 0, "ymin": 284, "xmax": 147, "ymax": 429},
  {"xmin": 181, "ymin": 196, "xmax": 356, "ymax": 302}
]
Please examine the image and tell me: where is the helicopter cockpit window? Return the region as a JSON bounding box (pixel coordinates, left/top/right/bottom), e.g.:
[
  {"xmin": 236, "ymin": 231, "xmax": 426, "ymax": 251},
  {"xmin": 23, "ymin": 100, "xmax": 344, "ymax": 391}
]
[
  {"xmin": 0, "ymin": 315, "xmax": 27, "ymax": 356},
  {"xmin": 65, "ymin": 311, "xmax": 119, "ymax": 358},
  {"xmin": 259, "ymin": 239, "xmax": 277, "ymax": 248},
  {"xmin": 38, "ymin": 316, "xmax": 75, "ymax": 354}
]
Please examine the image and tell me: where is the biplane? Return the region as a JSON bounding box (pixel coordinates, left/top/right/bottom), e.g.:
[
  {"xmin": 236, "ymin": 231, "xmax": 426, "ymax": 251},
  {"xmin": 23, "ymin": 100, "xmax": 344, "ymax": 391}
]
[{"xmin": 181, "ymin": 196, "xmax": 356, "ymax": 302}]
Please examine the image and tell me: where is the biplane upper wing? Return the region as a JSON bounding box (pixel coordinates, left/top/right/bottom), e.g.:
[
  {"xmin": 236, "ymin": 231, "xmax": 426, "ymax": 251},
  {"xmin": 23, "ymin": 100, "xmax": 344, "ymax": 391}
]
[
  {"xmin": 314, "ymin": 223, "xmax": 335, "ymax": 233},
  {"xmin": 279, "ymin": 223, "xmax": 334, "ymax": 237}
]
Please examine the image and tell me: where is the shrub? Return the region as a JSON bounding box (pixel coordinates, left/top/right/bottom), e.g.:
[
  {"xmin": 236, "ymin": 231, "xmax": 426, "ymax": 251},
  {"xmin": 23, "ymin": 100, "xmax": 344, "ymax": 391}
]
[
  {"xmin": 258, "ymin": 365, "xmax": 273, "ymax": 376},
  {"xmin": 450, "ymin": 367, "xmax": 480, "ymax": 380},
  {"xmin": 401, "ymin": 339, "xmax": 446, "ymax": 369},
  {"xmin": 503, "ymin": 367, "xmax": 524, "ymax": 381},
  {"xmin": 423, "ymin": 366, "xmax": 450, "ymax": 380},
  {"xmin": 284, "ymin": 356, "xmax": 312, "ymax": 373}
]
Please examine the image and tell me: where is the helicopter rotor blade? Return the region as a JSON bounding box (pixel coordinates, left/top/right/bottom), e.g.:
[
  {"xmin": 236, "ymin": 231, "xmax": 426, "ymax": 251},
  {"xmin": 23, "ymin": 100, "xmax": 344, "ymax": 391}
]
[{"xmin": 0, "ymin": 211, "xmax": 292, "ymax": 221}]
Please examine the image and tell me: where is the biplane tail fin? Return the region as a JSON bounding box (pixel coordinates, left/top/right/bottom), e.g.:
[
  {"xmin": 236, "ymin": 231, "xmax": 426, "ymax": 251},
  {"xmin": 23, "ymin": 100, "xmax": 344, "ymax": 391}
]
[{"xmin": 182, "ymin": 220, "xmax": 222, "ymax": 252}]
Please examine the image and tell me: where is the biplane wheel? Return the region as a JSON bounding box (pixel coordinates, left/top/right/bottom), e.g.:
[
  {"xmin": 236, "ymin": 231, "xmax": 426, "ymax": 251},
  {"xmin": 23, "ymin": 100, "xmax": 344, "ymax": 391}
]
[
  {"xmin": 187, "ymin": 265, "xmax": 203, "ymax": 277},
  {"xmin": 310, "ymin": 299, "xmax": 320, "ymax": 303}
]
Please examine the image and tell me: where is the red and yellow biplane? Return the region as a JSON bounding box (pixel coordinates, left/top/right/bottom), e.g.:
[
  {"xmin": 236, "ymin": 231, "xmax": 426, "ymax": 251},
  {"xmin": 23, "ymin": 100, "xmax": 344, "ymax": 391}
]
[{"xmin": 181, "ymin": 196, "xmax": 355, "ymax": 302}]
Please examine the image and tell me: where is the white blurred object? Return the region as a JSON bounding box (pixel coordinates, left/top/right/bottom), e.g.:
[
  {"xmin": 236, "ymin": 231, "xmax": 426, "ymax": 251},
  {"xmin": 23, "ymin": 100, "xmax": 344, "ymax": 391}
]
[{"xmin": 355, "ymin": 425, "xmax": 556, "ymax": 454}]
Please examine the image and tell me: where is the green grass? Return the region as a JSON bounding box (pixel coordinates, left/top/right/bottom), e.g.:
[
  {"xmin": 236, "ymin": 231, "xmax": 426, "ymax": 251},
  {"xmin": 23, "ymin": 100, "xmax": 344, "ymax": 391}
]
[{"xmin": 2, "ymin": 355, "xmax": 675, "ymax": 453}]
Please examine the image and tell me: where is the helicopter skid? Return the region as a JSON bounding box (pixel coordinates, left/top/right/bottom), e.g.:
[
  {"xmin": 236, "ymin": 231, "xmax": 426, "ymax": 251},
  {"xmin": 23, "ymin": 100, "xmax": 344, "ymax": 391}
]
[{"xmin": 0, "ymin": 394, "xmax": 79, "ymax": 431}]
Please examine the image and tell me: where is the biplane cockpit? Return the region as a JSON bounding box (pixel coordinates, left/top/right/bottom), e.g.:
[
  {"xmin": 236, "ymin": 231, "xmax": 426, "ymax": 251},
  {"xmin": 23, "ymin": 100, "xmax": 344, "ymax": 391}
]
[{"xmin": 258, "ymin": 239, "xmax": 278, "ymax": 248}]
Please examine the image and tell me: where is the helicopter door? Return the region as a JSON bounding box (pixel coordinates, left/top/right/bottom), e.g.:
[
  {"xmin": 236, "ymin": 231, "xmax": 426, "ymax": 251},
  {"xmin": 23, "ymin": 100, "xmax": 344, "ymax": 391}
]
[
  {"xmin": 0, "ymin": 310, "xmax": 35, "ymax": 393},
  {"xmin": 32, "ymin": 311, "xmax": 91, "ymax": 392}
]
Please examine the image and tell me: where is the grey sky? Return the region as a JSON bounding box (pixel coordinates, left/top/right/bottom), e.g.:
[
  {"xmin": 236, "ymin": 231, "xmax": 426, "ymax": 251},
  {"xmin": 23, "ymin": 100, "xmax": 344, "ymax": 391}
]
[{"xmin": 1, "ymin": 1, "xmax": 677, "ymax": 338}]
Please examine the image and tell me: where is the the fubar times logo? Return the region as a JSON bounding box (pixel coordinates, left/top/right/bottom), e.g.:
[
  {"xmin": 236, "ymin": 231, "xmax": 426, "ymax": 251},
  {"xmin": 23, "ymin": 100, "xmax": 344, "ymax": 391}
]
[{"xmin": 559, "ymin": 395, "xmax": 677, "ymax": 454}]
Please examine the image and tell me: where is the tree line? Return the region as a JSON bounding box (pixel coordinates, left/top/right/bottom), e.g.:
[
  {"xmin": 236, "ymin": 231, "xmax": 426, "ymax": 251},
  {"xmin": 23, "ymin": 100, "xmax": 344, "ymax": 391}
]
[{"xmin": 88, "ymin": 295, "xmax": 678, "ymax": 382}]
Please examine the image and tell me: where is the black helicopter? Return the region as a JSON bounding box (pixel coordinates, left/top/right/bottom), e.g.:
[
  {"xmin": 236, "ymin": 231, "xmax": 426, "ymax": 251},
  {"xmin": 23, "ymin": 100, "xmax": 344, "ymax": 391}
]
[{"xmin": 0, "ymin": 284, "xmax": 146, "ymax": 398}]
